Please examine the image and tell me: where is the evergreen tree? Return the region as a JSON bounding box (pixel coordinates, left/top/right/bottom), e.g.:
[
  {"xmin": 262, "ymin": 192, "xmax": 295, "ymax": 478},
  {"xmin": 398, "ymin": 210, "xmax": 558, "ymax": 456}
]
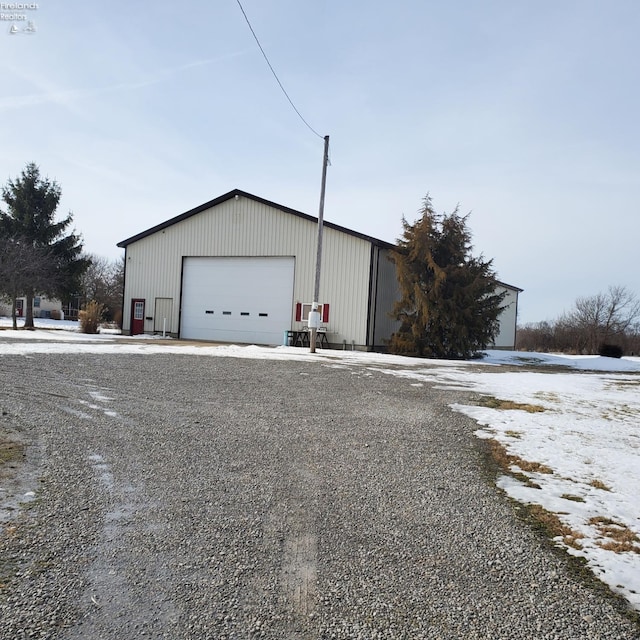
[
  {"xmin": 0, "ymin": 163, "xmax": 89, "ymax": 328},
  {"xmin": 389, "ymin": 195, "xmax": 505, "ymax": 359}
]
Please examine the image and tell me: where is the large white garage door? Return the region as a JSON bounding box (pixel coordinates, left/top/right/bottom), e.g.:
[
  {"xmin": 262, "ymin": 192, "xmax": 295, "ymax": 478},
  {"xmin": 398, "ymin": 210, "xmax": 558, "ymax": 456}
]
[{"xmin": 181, "ymin": 256, "xmax": 295, "ymax": 345}]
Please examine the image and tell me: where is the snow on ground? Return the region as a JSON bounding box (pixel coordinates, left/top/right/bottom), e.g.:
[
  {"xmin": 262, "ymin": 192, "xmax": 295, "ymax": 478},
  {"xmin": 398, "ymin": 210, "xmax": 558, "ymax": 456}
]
[
  {"xmin": 1, "ymin": 316, "xmax": 639, "ymax": 610},
  {"xmin": 383, "ymin": 365, "xmax": 640, "ymax": 610}
]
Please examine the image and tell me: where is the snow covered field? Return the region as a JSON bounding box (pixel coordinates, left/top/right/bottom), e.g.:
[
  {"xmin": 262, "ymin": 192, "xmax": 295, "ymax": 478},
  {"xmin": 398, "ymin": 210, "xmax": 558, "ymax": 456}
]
[{"xmin": 1, "ymin": 317, "xmax": 639, "ymax": 610}]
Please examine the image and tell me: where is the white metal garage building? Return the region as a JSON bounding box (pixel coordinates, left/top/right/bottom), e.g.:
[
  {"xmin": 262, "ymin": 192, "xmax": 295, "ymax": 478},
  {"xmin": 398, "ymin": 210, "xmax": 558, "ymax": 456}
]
[{"xmin": 118, "ymin": 189, "xmax": 521, "ymax": 350}]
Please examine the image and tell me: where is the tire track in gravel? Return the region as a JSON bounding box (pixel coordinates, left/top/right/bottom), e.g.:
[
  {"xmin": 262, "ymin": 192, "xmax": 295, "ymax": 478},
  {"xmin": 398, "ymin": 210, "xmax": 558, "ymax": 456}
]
[
  {"xmin": 0, "ymin": 368, "xmax": 164, "ymax": 639},
  {"xmin": 2, "ymin": 351, "xmax": 640, "ymax": 639},
  {"xmin": 54, "ymin": 379, "xmax": 183, "ymax": 640},
  {"xmin": 278, "ymin": 466, "xmax": 319, "ymax": 631}
]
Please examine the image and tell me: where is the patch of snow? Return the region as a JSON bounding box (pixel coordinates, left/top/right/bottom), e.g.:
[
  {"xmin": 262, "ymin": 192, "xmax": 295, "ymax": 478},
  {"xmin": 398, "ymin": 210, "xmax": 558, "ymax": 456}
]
[{"xmin": 1, "ymin": 327, "xmax": 639, "ymax": 609}]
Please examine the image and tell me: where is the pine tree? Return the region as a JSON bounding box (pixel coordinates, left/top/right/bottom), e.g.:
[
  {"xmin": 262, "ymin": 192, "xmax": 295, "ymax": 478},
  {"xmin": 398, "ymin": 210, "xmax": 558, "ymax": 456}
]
[
  {"xmin": 389, "ymin": 195, "xmax": 505, "ymax": 359},
  {"xmin": 0, "ymin": 163, "xmax": 89, "ymax": 328}
]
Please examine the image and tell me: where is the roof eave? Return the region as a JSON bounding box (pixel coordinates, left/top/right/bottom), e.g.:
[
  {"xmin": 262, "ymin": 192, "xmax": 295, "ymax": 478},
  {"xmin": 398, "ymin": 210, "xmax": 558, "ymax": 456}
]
[{"xmin": 117, "ymin": 189, "xmax": 395, "ymax": 250}]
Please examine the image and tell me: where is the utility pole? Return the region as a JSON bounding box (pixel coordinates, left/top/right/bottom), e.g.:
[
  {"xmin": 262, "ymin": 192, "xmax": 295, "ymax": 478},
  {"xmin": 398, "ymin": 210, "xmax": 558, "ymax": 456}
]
[{"xmin": 309, "ymin": 134, "xmax": 330, "ymax": 353}]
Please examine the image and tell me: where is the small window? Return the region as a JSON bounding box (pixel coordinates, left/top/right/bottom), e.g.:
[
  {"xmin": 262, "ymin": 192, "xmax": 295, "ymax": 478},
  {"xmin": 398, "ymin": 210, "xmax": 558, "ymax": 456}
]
[
  {"xmin": 259, "ymin": 313, "xmax": 268, "ymax": 317},
  {"xmin": 134, "ymin": 301, "xmax": 144, "ymax": 320},
  {"xmin": 223, "ymin": 311, "xmax": 232, "ymax": 315},
  {"xmin": 301, "ymin": 303, "xmax": 323, "ymax": 322},
  {"xmin": 205, "ymin": 310, "xmax": 214, "ymax": 314},
  {"xmin": 34, "ymin": 297, "xmax": 41, "ymax": 308},
  {"xmin": 240, "ymin": 312, "xmax": 250, "ymax": 316}
]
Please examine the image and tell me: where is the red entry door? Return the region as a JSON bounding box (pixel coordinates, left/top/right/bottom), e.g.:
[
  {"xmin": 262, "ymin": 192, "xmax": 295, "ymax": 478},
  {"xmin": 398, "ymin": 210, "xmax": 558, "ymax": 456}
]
[{"xmin": 131, "ymin": 299, "xmax": 145, "ymax": 335}]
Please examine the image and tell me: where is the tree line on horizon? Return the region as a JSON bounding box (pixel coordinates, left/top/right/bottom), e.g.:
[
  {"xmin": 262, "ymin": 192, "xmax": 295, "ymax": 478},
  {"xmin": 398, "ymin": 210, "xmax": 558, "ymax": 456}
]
[{"xmin": 517, "ymin": 286, "xmax": 640, "ymax": 357}]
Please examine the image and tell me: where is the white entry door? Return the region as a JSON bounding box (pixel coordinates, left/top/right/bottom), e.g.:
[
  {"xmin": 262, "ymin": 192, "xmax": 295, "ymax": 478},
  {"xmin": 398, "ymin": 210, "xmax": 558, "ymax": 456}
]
[{"xmin": 180, "ymin": 256, "xmax": 295, "ymax": 345}]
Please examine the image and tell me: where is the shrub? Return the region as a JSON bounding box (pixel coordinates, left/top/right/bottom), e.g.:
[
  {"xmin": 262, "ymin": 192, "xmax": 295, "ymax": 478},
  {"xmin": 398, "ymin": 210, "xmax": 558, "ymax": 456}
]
[
  {"xmin": 49, "ymin": 309, "xmax": 62, "ymax": 320},
  {"xmin": 79, "ymin": 301, "xmax": 105, "ymax": 334},
  {"xmin": 113, "ymin": 308, "xmax": 123, "ymax": 330},
  {"xmin": 598, "ymin": 343, "xmax": 623, "ymax": 358}
]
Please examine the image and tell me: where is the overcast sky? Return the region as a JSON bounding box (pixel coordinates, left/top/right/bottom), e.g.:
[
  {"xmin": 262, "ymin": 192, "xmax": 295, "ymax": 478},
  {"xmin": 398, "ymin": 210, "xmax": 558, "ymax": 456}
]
[{"xmin": 2, "ymin": 1, "xmax": 638, "ymax": 324}]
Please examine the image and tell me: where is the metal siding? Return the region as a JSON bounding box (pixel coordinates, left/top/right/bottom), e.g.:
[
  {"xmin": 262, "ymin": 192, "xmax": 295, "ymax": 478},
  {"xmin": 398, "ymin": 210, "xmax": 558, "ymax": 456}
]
[
  {"xmin": 122, "ymin": 196, "xmax": 373, "ymax": 344},
  {"xmin": 371, "ymin": 256, "xmax": 519, "ymax": 351},
  {"xmin": 373, "ymin": 249, "xmax": 402, "ymax": 346},
  {"xmin": 312, "ymin": 226, "xmax": 371, "ymax": 345},
  {"xmin": 154, "ymin": 298, "xmax": 173, "ymax": 333},
  {"xmin": 366, "ymin": 245, "xmax": 378, "ymax": 347},
  {"xmin": 492, "ymin": 287, "xmax": 518, "ymax": 349},
  {"xmin": 122, "ymin": 231, "xmax": 183, "ymax": 335}
]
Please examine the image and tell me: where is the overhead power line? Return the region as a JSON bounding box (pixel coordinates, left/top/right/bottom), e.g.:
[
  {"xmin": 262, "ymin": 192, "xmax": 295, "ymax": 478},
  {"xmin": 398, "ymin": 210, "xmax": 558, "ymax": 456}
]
[{"xmin": 235, "ymin": 0, "xmax": 324, "ymax": 140}]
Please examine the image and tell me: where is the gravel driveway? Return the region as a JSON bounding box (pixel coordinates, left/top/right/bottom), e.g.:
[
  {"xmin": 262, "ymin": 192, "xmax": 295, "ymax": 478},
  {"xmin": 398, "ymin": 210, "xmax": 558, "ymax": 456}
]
[{"xmin": 0, "ymin": 349, "xmax": 638, "ymax": 639}]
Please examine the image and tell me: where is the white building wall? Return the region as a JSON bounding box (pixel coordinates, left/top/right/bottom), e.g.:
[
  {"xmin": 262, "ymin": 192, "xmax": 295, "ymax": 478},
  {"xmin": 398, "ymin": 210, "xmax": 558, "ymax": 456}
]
[
  {"xmin": 33, "ymin": 296, "xmax": 63, "ymax": 317},
  {"xmin": 492, "ymin": 286, "xmax": 519, "ymax": 349},
  {"xmin": 122, "ymin": 195, "xmax": 373, "ymax": 345},
  {"xmin": 0, "ymin": 296, "xmax": 62, "ymax": 318},
  {"xmin": 316, "ymin": 226, "xmax": 372, "ymax": 345}
]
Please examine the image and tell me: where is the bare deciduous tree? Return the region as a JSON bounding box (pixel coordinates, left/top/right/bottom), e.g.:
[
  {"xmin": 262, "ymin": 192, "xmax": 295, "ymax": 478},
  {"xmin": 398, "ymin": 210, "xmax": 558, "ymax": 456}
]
[
  {"xmin": 79, "ymin": 253, "xmax": 124, "ymax": 324},
  {"xmin": 0, "ymin": 236, "xmax": 57, "ymax": 329},
  {"xmin": 517, "ymin": 286, "xmax": 640, "ymax": 355},
  {"xmin": 566, "ymin": 286, "xmax": 640, "ymax": 353}
]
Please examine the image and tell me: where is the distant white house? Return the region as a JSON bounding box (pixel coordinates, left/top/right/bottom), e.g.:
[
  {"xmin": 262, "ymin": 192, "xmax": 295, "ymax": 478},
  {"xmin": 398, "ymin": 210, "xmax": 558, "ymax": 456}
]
[
  {"xmin": 0, "ymin": 296, "xmax": 64, "ymax": 319},
  {"xmin": 117, "ymin": 189, "xmax": 522, "ymax": 350}
]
